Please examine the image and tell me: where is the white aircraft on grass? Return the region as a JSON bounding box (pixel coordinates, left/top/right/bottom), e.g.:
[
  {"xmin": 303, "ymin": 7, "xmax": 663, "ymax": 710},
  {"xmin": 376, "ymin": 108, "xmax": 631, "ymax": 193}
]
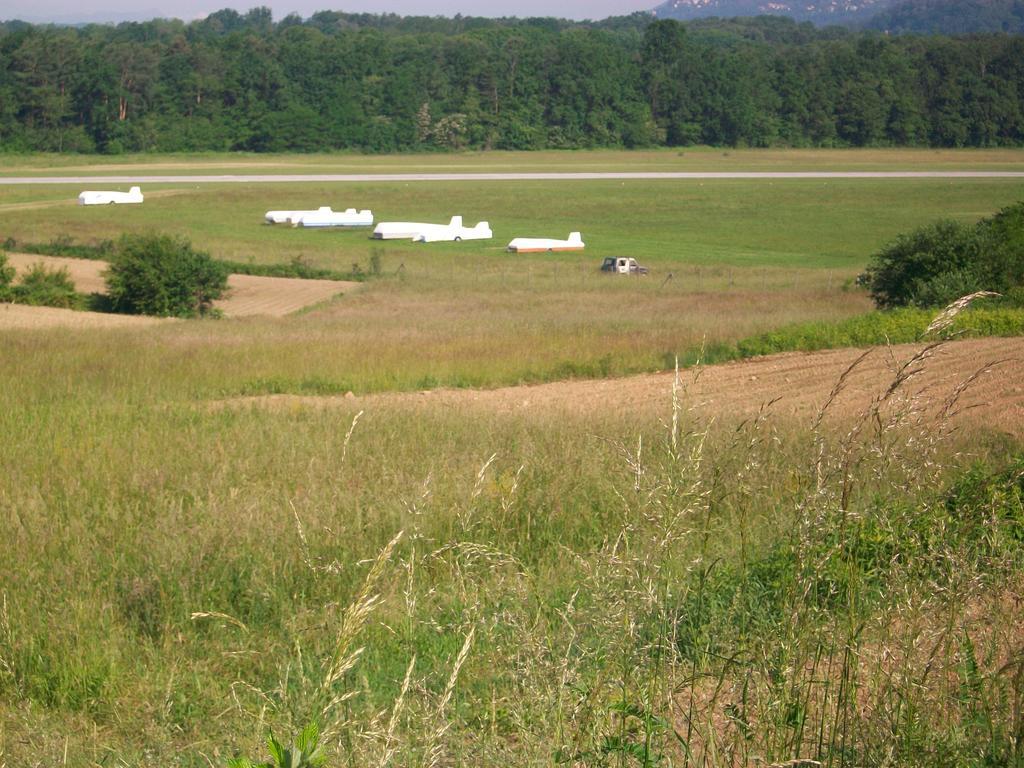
[
  {"xmin": 506, "ymin": 232, "xmax": 584, "ymax": 252},
  {"xmin": 78, "ymin": 186, "xmax": 144, "ymax": 205},
  {"xmin": 264, "ymin": 206, "xmax": 373, "ymax": 227},
  {"xmin": 372, "ymin": 216, "xmax": 492, "ymax": 243},
  {"xmin": 291, "ymin": 207, "xmax": 374, "ymax": 228}
]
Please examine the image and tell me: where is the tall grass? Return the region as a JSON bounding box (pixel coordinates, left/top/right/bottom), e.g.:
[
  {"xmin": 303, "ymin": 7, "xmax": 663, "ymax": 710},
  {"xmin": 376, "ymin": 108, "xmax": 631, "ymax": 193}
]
[
  {"xmin": 1, "ymin": 318, "xmax": 1021, "ymax": 766},
  {"xmin": 2, "ymin": 158, "xmax": 1023, "ymax": 764}
]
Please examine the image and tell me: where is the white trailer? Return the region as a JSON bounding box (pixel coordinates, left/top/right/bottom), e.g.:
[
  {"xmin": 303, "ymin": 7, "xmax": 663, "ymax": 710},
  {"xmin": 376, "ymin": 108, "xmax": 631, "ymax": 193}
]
[
  {"xmin": 506, "ymin": 232, "xmax": 584, "ymax": 253},
  {"xmin": 292, "ymin": 207, "xmax": 374, "ymax": 228},
  {"xmin": 373, "ymin": 216, "xmax": 492, "ymax": 242},
  {"xmin": 265, "ymin": 208, "xmax": 315, "ymax": 224},
  {"xmin": 78, "ymin": 186, "xmax": 143, "ymax": 205}
]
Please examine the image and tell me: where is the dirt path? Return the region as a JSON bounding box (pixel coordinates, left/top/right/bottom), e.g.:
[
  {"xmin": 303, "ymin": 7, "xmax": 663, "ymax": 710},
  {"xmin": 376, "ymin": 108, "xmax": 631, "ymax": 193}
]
[
  {"xmin": 5, "ymin": 253, "xmax": 357, "ymax": 318},
  {"xmin": 234, "ymin": 338, "xmax": 1024, "ymax": 435}
]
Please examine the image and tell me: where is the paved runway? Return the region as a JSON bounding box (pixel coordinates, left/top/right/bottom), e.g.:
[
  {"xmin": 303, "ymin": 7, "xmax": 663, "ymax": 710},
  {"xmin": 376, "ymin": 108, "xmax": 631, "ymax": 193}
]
[{"xmin": 2, "ymin": 171, "xmax": 1024, "ymax": 184}]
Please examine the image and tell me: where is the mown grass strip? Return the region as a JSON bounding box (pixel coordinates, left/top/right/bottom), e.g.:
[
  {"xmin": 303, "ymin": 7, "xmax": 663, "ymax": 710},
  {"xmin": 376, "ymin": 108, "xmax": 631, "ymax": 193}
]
[{"xmin": 680, "ymin": 305, "xmax": 1024, "ymax": 368}]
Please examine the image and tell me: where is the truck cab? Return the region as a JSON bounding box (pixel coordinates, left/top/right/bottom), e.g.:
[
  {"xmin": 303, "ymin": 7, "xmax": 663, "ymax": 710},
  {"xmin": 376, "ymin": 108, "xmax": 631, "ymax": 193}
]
[{"xmin": 600, "ymin": 257, "xmax": 648, "ymax": 275}]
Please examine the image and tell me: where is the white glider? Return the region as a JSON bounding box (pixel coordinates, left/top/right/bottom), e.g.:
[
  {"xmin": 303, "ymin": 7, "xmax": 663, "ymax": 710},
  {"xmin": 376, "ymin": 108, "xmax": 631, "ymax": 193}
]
[
  {"xmin": 265, "ymin": 209, "xmax": 312, "ymax": 224},
  {"xmin": 373, "ymin": 216, "xmax": 492, "ymax": 243},
  {"xmin": 291, "ymin": 207, "xmax": 374, "ymax": 228},
  {"xmin": 78, "ymin": 186, "xmax": 143, "ymax": 205},
  {"xmin": 506, "ymin": 232, "xmax": 584, "ymax": 252}
]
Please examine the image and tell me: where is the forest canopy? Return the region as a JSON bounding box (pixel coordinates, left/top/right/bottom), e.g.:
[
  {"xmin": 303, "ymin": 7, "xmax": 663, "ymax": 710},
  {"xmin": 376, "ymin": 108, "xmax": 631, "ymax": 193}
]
[{"xmin": 1, "ymin": 10, "xmax": 1023, "ymax": 153}]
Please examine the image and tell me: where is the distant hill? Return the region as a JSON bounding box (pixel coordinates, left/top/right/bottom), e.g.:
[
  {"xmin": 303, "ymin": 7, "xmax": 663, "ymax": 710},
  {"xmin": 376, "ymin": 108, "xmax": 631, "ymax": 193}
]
[
  {"xmin": 652, "ymin": 0, "xmax": 1024, "ymax": 29},
  {"xmin": 651, "ymin": 0, "xmax": 896, "ymax": 25},
  {"xmin": 866, "ymin": 0, "xmax": 1024, "ymax": 32}
]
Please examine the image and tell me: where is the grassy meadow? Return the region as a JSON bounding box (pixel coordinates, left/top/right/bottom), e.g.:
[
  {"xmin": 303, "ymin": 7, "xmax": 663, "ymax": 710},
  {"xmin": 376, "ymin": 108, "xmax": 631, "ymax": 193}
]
[{"xmin": 2, "ymin": 151, "xmax": 1024, "ymax": 767}]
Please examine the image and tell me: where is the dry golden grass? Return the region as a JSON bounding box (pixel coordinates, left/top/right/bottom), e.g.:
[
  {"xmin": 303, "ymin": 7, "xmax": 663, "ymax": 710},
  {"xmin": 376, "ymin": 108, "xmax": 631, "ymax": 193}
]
[{"xmin": 0, "ymin": 302, "xmax": 169, "ymax": 329}]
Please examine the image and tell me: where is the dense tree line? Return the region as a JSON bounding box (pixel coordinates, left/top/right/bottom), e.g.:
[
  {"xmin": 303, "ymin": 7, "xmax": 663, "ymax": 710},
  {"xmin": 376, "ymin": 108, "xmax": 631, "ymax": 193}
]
[
  {"xmin": 866, "ymin": 0, "xmax": 1024, "ymax": 35},
  {"xmin": 0, "ymin": 10, "xmax": 1022, "ymax": 153}
]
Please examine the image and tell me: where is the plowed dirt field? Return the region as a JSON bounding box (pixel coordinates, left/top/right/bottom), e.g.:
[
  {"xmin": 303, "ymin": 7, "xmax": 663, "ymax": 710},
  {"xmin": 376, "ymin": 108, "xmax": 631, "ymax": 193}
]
[
  {"xmin": 4, "ymin": 253, "xmax": 357, "ymax": 319},
  {"xmin": 0, "ymin": 302, "xmax": 169, "ymax": 329},
  {"xmin": 234, "ymin": 338, "xmax": 1024, "ymax": 435}
]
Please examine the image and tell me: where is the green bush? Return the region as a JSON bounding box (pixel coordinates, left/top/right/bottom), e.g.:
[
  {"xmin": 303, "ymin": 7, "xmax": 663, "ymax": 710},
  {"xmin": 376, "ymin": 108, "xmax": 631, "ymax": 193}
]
[
  {"xmin": 0, "ymin": 252, "xmax": 14, "ymax": 299},
  {"xmin": 863, "ymin": 201, "xmax": 1024, "ymax": 308},
  {"xmin": 220, "ymin": 256, "xmax": 361, "ymax": 282},
  {"xmin": 683, "ymin": 306, "xmax": 1024, "ymax": 365},
  {"xmin": 977, "ymin": 200, "xmax": 1024, "ymax": 291},
  {"xmin": 105, "ymin": 233, "xmax": 229, "ymax": 318},
  {"xmin": 9, "ymin": 263, "xmax": 80, "ymax": 309},
  {"xmin": 863, "ymin": 220, "xmax": 984, "ymax": 308}
]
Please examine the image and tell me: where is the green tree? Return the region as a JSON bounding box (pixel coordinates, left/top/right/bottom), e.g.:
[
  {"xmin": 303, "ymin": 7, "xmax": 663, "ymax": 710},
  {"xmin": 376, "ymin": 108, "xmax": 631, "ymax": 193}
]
[
  {"xmin": 105, "ymin": 233, "xmax": 228, "ymax": 318},
  {"xmin": 0, "ymin": 13, "xmax": 1023, "ymax": 153}
]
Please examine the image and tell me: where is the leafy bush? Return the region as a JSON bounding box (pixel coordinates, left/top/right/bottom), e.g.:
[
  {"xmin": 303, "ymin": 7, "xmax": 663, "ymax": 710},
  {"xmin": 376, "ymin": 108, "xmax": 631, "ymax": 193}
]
[
  {"xmin": 9, "ymin": 263, "xmax": 80, "ymax": 309},
  {"xmin": 105, "ymin": 233, "xmax": 229, "ymax": 318},
  {"xmin": 863, "ymin": 201, "xmax": 1024, "ymax": 308},
  {"xmin": 976, "ymin": 200, "xmax": 1024, "ymax": 292},
  {"xmin": 220, "ymin": 255, "xmax": 362, "ymax": 282},
  {"xmin": 19, "ymin": 235, "xmax": 115, "ymax": 261},
  {"xmin": 863, "ymin": 220, "xmax": 983, "ymax": 308},
  {"xmin": 0, "ymin": 252, "xmax": 14, "ymax": 298}
]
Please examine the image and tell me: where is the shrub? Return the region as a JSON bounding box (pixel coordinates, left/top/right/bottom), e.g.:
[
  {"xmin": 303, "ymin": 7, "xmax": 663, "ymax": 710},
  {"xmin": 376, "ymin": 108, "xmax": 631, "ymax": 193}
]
[
  {"xmin": 863, "ymin": 201, "xmax": 1024, "ymax": 308},
  {"xmin": 0, "ymin": 252, "xmax": 14, "ymax": 298},
  {"xmin": 976, "ymin": 200, "xmax": 1024, "ymax": 291},
  {"xmin": 863, "ymin": 220, "xmax": 983, "ymax": 308},
  {"xmin": 18, "ymin": 237, "xmax": 114, "ymax": 261},
  {"xmin": 10, "ymin": 263, "xmax": 80, "ymax": 309},
  {"xmin": 220, "ymin": 256, "xmax": 358, "ymax": 282},
  {"xmin": 105, "ymin": 233, "xmax": 228, "ymax": 318}
]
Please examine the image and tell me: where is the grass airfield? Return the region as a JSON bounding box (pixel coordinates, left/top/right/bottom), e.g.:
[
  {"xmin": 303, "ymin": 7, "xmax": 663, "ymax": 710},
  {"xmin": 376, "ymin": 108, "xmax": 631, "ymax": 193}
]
[
  {"xmin": 2, "ymin": 146, "xmax": 1024, "ymax": 175},
  {"xmin": 1, "ymin": 150, "xmax": 1024, "ymax": 767}
]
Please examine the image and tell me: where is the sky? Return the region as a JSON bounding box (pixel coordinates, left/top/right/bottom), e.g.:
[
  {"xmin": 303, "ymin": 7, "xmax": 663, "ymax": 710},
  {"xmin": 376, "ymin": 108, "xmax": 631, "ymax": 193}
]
[{"xmin": 3, "ymin": 0, "xmax": 657, "ymax": 24}]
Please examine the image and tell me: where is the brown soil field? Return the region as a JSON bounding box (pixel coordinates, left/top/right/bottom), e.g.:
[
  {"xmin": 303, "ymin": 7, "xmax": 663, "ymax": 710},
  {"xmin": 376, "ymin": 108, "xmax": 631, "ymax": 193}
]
[
  {"xmin": 0, "ymin": 302, "xmax": 169, "ymax": 330},
  {"xmin": 217, "ymin": 273, "xmax": 355, "ymax": 317},
  {"xmin": 5, "ymin": 253, "xmax": 357, "ymax": 318},
  {"xmin": 232, "ymin": 337, "xmax": 1024, "ymax": 436}
]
